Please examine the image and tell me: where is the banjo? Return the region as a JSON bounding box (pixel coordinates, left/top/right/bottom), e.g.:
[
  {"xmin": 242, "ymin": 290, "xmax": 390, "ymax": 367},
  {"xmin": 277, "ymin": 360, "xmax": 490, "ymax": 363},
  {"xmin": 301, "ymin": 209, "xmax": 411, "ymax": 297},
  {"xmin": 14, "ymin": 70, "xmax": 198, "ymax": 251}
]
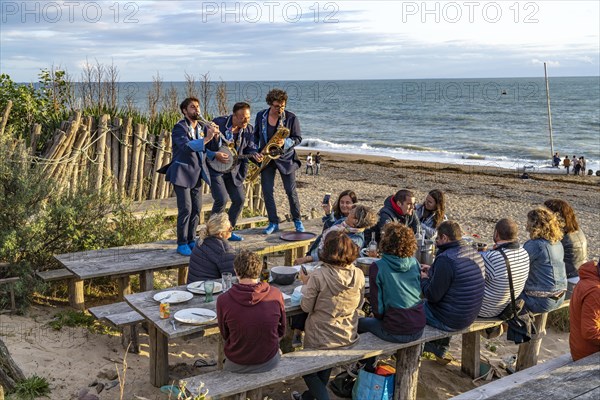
[{"xmin": 206, "ymin": 132, "xmax": 255, "ymax": 174}]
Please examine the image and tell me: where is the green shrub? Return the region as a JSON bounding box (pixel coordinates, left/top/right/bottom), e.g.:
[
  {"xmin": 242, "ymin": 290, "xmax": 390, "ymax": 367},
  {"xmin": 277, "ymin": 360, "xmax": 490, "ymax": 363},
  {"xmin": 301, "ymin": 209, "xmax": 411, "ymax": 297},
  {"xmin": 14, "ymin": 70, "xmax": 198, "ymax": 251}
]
[{"xmin": 11, "ymin": 375, "xmax": 50, "ymax": 399}]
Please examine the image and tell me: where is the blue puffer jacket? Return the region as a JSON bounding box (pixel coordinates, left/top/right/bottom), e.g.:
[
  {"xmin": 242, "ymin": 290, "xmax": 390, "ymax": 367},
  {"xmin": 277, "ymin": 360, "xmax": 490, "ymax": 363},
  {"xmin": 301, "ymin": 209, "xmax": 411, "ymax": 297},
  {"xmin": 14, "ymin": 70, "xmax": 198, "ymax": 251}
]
[
  {"xmin": 187, "ymin": 236, "xmax": 235, "ymax": 283},
  {"xmin": 421, "ymin": 240, "xmax": 485, "ymax": 330}
]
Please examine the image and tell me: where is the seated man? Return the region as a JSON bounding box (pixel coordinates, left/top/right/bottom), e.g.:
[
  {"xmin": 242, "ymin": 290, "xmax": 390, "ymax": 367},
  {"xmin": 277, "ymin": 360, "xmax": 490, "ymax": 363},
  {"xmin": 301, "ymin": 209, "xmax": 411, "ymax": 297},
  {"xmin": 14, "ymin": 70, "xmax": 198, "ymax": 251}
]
[
  {"xmin": 479, "ymin": 218, "xmax": 530, "ymax": 318},
  {"xmin": 366, "ymin": 189, "xmax": 420, "ymax": 244},
  {"xmin": 420, "ymin": 221, "xmax": 485, "ymax": 362},
  {"xmin": 216, "ymin": 250, "xmax": 286, "ymax": 373}
]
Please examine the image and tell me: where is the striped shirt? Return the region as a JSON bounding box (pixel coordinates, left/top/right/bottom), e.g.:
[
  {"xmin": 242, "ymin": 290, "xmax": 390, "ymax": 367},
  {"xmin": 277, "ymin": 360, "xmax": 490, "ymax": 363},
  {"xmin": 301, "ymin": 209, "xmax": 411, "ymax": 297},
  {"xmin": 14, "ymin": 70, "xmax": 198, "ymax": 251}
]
[{"xmin": 479, "ymin": 244, "xmax": 530, "ymax": 318}]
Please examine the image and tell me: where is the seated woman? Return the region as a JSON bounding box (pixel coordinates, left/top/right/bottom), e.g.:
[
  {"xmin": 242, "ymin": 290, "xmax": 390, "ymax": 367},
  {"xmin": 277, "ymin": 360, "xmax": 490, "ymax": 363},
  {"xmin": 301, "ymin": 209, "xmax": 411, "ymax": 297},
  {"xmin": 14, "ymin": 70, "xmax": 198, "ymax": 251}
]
[
  {"xmin": 216, "ymin": 250, "xmax": 286, "ymax": 373},
  {"xmin": 520, "ymin": 207, "xmax": 568, "ymax": 313},
  {"xmin": 187, "ymin": 213, "xmax": 235, "ymax": 283},
  {"xmin": 358, "ymin": 223, "xmax": 425, "ymax": 344},
  {"xmin": 294, "ymin": 204, "xmax": 377, "ymax": 265},
  {"xmin": 291, "ymin": 231, "xmax": 365, "ymax": 400},
  {"xmin": 543, "ymin": 199, "xmax": 588, "ymax": 279},
  {"xmin": 414, "ymin": 189, "xmax": 447, "ymax": 239},
  {"xmin": 321, "ymin": 190, "xmax": 358, "ymax": 231}
]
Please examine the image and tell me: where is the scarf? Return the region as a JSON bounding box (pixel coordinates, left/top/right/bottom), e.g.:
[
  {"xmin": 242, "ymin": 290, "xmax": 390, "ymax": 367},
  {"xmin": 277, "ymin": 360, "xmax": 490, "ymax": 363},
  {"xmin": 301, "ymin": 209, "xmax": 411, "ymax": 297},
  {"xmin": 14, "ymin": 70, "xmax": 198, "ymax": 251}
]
[
  {"xmin": 390, "ymin": 196, "xmax": 405, "ymax": 216},
  {"xmin": 260, "ymin": 109, "xmax": 285, "ymax": 147}
]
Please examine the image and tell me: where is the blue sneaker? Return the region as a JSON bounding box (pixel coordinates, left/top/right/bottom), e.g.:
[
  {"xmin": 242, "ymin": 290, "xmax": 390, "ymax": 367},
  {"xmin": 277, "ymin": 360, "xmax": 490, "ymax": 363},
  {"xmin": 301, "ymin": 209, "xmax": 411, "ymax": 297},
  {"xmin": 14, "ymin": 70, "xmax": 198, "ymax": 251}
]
[
  {"xmin": 228, "ymin": 233, "xmax": 244, "ymax": 241},
  {"xmin": 263, "ymin": 223, "xmax": 279, "ymax": 235},
  {"xmin": 294, "ymin": 220, "xmax": 305, "ymax": 232},
  {"xmin": 177, "ymin": 244, "xmax": 192, "ymax": 256},
  {"xmin": 188, "ymin": 240, "xmax": 197, "ymax": 250}
]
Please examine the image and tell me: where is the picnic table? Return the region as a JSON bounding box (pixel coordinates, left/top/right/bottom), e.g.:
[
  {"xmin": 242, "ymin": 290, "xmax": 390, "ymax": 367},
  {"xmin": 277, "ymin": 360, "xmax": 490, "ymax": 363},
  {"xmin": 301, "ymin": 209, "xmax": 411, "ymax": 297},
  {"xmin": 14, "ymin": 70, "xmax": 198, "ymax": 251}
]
[
  {"xmin": 54, "ymin": 219, "xmax": 322, "ymax": 309},
  {"xmin": 125, "ymin": 281, "xmax": 305, "ymax": 387}
]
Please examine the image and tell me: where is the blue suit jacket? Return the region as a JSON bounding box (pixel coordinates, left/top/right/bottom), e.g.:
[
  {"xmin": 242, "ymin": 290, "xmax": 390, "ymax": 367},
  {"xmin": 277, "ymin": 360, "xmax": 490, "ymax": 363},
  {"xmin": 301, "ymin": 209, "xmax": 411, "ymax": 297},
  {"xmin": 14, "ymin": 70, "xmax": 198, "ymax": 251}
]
[
  {"xmin": 205, "ymin": 115, "xmax": 257, "ymax": 186},
  {"xmin": 165, "ymin": 118, "xmax": 211, "ymax": 188},
  {"xmin": 253, "ymin": 109, "xmax": 302, "ymax": 175}
]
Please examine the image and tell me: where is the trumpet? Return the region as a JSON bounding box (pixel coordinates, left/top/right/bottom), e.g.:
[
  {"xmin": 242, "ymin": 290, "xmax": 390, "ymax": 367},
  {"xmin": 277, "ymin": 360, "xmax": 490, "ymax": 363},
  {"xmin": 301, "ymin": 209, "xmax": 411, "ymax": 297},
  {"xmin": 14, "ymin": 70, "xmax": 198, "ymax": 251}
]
[{"xmin": 246, "ymin": 126, "xmax": 290, "ymax": 183}]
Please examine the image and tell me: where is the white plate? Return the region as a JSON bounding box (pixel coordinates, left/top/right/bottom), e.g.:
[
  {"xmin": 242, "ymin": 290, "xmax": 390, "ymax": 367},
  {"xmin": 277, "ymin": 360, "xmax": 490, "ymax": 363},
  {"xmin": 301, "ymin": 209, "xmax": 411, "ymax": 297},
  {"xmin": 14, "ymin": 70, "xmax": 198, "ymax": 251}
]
[
  {"xmin": 153, "ymin": 290, "xmax": 193, "ymax": 304},
  {"xmin": 186, "ymin": 281, "xmax": 223, "ymax": 295},
  {"xmin": 356, "ymin": 257, "xmax": 380, "ymax": 266},
  {"xmin": 174, "ymin": 308, "xmax": 217, "ymax": 325}
]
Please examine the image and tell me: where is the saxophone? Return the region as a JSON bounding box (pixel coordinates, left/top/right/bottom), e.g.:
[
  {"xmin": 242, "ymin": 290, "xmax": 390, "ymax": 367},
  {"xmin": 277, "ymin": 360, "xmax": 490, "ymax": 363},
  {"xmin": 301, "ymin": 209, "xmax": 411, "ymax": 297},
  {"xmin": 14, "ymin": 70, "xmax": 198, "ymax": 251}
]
[{"xmin": 246, "ymin": 126, "xmax": 290, "ymax": 183}]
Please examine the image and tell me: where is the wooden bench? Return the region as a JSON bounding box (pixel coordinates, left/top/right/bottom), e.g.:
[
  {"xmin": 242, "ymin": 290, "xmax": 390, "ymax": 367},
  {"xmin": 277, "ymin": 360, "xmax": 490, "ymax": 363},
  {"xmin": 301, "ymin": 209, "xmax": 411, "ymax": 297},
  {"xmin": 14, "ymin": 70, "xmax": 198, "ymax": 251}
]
[
  {"xmin": 36, "ymin": 268, "xmax": 74, "ymax": 282},
  {"xmin": 0, "ymin": 277, "xmax": 20, "ymax": 313},
  {"xmin": 181, "ymin": 302, "xmax": 571, "ymax": 400},
  {"xmin": 88, "ymin": 302, "xmax": 145, "ymax": 353},
  {"xmin": 453, "ymin": 352, "xmax": 600, "ymax": 399}
]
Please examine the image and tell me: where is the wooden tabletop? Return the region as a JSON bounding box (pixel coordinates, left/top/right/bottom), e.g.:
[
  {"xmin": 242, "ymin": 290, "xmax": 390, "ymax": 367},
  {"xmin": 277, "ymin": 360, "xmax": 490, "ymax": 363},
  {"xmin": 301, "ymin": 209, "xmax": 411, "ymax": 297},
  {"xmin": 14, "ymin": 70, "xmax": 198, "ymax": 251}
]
[
  {"xmin": 54, "ymin": 219, "xmax": 322, "ymax": 280},
  {"xmin": 125, "ymin": 281, "xmax": 303, "ymax": 340}
]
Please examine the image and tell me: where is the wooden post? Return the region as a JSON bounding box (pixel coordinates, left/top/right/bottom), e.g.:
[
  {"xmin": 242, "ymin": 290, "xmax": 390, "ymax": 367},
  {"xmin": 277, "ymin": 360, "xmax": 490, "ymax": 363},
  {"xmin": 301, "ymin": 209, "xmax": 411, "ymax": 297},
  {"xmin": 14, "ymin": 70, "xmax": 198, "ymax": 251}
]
[
  {"xmin": 116, "ymin": 276, "xmax": 132, "ymax": 301},
  {"xmin": 111, "ymin": 117, "xmax": 121, "ymax": 193},
  {"xmin": 129, "ymin": 123, "xmax": 144, "ymax": 198},
  {"xmin": 148, "ymin": 325, "xmax": 169, "ymax": 387},
  {"xmin": 218, "ymin": 335, "xmax": 225, "ymax": 370},
  {"xmin": 119, "ymin": 118, "xmax": 132, "ymax": 198},
  {"xmin": 0, "ymin": 100, "xmax": 12, "ymax": 138},
  {"xmin": 61, "ymin": 125, "xmax": 89, "ymax": 194},
  {"xmin": 135, "ymin": 125, "xmax": 148, "ymax": 201},
  {"xmin": 158, "ymin": 133, "xmax": 171, "ymax": 199},
  {"xmin": 30, "ymin": 123, "xmax": 41, "ymax": 155},
  {"xmin": 142, "ymin": 131, "xmax": 155, "ymax": 200},
  {"xmin": 150, "ymin": 130, "xmax": 167, "ymax": 200},
  {"xmin": 178, "ymin": 267, "xmax": 188, "ymax": 286},
  {"xmin": 461, "ymin": 331, "xmax": 481, "ymax": 378},
  {"xmin": 68, "ymin": 279, "xmax": 85, "ymax": 310},
  {"xmin": 516, "ymin": 313, "xmax": 548, "ymax": 371},
  {"xmin": 139, "ymin": 271, "xmax": 154, "ymax": 292},
  {"xmin": 122, "ymin": 324, "xmax": 140, "ymax": 354},
  {"xmin": 394, "ymin": 344, "xmax": 422, "ymax": 400},
  {"xmin": 94, "ymin": 115, "xmax": 109, "ymax": 190}
]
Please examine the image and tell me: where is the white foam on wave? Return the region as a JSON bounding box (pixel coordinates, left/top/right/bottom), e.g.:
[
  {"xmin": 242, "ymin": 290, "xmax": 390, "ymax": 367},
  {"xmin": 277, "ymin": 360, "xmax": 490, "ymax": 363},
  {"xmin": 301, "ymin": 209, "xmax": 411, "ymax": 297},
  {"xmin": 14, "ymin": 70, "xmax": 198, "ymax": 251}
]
[{"xmin": 298, "ymin": 138, "xmax": 600, "ymax": 173}]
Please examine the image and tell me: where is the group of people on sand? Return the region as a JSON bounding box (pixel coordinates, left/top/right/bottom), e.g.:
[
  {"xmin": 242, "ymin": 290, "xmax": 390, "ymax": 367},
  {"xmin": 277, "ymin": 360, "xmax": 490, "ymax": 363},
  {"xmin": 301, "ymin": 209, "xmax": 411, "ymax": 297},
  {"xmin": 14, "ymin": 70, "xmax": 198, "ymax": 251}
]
[
  {"xmin": 556, "ymin": 153, "xmax": 588, "ymax": 175},
  {"xmin": 163, "ymin": 92, "xmax": 598, "ymax": 400},
  {"xmin": 305, "ymin": 152, "xmax": 322, "ymax": 175}
]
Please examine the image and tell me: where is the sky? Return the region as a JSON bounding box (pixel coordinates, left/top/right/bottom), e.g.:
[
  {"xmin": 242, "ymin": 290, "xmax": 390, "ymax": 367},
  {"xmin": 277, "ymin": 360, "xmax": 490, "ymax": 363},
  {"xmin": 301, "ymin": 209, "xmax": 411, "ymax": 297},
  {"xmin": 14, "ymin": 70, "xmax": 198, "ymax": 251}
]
[{"xmin": 1, "ymin": 0, "xmax": 599, "ymax": 82}]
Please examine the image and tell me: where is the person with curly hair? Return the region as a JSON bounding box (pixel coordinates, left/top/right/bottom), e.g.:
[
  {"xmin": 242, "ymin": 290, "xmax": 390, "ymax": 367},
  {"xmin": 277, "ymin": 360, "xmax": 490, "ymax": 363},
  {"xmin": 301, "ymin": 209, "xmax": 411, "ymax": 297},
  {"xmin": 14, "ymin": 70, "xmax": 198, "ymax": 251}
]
[
  {"xmin": 520, "ymin": 207, "xmax": 568, "ymax": 313},
  {"xmin": 415, "ymin": 189, "xmax": 448, "ymax": 239},
  {"xmin": 253, "ymin": 88, "xmax": 304, "ymax": 234},
  {"xmin": 543, "ymin": 199, "xmax": 588, "ymax": 279},
  {"xmin": 358, "ymin": 223, "xmax": 425, "ymax": 346},
  {"xmin": 321, "ymin": 190, "xmax": 358, "ymax": 231}
]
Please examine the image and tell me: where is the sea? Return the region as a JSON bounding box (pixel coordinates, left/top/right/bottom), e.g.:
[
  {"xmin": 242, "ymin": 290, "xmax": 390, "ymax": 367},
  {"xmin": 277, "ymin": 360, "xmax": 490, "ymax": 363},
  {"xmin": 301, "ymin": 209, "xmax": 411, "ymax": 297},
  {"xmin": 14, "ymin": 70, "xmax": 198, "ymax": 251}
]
[{"xmin": 117, "ymin": 77, "xmax": 600, "ymax": 172}]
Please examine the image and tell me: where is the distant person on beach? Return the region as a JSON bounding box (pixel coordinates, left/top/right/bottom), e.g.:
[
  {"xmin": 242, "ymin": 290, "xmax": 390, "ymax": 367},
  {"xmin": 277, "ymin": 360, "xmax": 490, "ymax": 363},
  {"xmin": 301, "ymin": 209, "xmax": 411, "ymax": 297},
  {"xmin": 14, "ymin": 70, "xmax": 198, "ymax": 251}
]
[
  {"xmin": 206, "ymin": 102, "xmax": 260, "ymax": 241},
  {"xmin": 572, "ymin": 155, "xmax": 579, "ymax": 175},
  {"xmin": 164, "ymin": 97, "xmax": 218, "ymax": 256},
  {"xmin": 520, "ymin": 207, "xmax": 567, "ymax": 313},
  {"xmin": 563, "ymin": 155, "xmax": 571, "ymax": 174},
  {"xmin": 543, "ymin": 199, "xmax": 588, "ymax": 290},
  {"xmin": 553, "ymin": 152, "xmax": 561, "ymax": 168},
  {"xmin": 579, "ymin": 156, "xmax": 586, "ymax": 176},
  {"xmin": 414, "ymin": 189, "xmax": 448, "ymax": 239},
  {"xmin": 321, "ymin": 190, "xmax": 358, "ymax": 232},
  {"xmin": 314, "ymin": 152, "xmax": 322, "ymax": 175},
  {"xmin": 366, "ymin": 189, "xmax": 420, "ymax": 244},
  {"xmin": 478, "ymin": 218, "xmax": 529, "ymax": 318},
  {"xmin": 291, "ymin": 232, "xmax": 364, "ymax": 400},
  {"xmin": 217, "ymin": 250, "xmax": 286, "ymax": 373},
  {"xmin": 253, "ymin": 88, "xmax": 304, "ymax": 234},
  {"xmin": 569, "ymin": 259, "xmax": 600, "ymax": 361},
  {"xmin": 187, "ymin": 213, "xmax": 235, "ymax": 283},
  {"xmin": 305, "ymin": 152, "xmax": 314, "ymax": 175},
  {"xmin": 420, "ymin": 221, "xmax": 485, "ymax": 363}
]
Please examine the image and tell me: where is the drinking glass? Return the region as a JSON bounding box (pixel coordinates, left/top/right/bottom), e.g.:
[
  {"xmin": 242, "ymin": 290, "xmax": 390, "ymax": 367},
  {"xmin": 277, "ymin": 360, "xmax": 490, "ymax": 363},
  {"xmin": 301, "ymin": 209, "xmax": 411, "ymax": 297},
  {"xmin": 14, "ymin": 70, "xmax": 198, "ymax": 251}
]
[
  {"xmin": 204, "ymin": 281, "xmax": 215, "ymax": 302},
  {"xmin": 222, "ymin": 272, "xmax": 233, "ymax": 292}
]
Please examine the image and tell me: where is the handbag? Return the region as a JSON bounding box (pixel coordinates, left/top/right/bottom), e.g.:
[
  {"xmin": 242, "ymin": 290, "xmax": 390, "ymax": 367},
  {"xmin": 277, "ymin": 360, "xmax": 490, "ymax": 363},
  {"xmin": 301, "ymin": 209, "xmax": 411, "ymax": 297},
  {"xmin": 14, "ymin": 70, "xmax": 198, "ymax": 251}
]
[
  {"xmin": 329, "ymin": 368, "xmax": 357, "ymax": 398},
  {"xmin": 352, "ymin": 368, "xmax": 394, "ymax": 400},
  {"xmin": 498, "ymin": 249, "xmax": 537, "ymax": 344}
]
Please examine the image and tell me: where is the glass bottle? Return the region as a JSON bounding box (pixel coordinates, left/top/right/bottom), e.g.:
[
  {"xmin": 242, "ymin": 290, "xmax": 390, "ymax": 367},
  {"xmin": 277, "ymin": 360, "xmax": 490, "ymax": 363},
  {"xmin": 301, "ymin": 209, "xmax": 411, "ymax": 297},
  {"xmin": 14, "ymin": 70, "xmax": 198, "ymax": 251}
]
[{"xmin": 368, "ymin": 232, "xmax": 377, "ymax": 255}]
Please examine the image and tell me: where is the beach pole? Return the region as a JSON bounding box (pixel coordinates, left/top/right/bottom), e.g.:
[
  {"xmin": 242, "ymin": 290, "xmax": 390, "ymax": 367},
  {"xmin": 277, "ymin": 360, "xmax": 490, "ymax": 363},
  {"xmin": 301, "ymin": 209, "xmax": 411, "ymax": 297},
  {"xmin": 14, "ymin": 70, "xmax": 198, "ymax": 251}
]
[{"xmin": 544, "ymin": 62, "xmax": 554, "ymax": 159}]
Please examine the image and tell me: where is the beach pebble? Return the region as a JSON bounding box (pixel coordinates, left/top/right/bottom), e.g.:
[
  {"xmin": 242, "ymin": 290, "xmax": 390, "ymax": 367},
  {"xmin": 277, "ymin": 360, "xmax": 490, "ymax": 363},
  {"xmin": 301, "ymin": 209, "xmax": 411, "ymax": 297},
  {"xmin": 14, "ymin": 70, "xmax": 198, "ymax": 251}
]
[
  {"xmin": 97, "ymin": 368, "xmax": 118, "ymax": 381},
  {"xmin": 95, "ymin": 382, "xmax": 105, "ymax": 394}
]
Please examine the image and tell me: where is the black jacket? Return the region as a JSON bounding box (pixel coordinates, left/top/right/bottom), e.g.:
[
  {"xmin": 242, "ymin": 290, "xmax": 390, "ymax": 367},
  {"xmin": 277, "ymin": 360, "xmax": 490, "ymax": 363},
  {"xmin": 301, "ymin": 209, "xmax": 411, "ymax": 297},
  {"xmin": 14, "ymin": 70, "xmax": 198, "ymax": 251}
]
[{"xmin": 187, "ymin": 236, "xmax": 235, "ymax": 283}]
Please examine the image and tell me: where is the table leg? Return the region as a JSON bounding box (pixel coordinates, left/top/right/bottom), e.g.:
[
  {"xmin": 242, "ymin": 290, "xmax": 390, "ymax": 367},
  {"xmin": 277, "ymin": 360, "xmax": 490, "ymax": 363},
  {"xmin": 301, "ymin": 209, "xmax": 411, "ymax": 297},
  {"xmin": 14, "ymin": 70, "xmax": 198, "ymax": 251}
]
[
  {"xmin": 149, "ymin": 325, "xmax": 169, "ymax": 387},
  {"xmin": 516, "ymin": 313, "xmax": 548, "ymax": 371},
  {"xmin": 139, "ymin": 271, "xmax": 154, "ymax": 292},
  {"xmin": 394, "ymin": 344, "xmax": 422, "ymax": 400},
  {"xmin": 178, "ymin": 267, "xmax": 188, "ymax": 285},
  {"xmin": 461, "ymin": 331, "xmax": 481, "ymax": 378},
  {"xmin": 218, "ymin": 334, "xmax": 224, "ymax": 370},
  {"xmin": 116, "ymin": 276, "xmax": 131, "ymax": 300},
  {"xmin": 284, "ymin": 245, "xmax": 308, "ymax": 266},
  {"xmin": 68, "ymin": 278, "xmax": 85, "ymax": 310}
]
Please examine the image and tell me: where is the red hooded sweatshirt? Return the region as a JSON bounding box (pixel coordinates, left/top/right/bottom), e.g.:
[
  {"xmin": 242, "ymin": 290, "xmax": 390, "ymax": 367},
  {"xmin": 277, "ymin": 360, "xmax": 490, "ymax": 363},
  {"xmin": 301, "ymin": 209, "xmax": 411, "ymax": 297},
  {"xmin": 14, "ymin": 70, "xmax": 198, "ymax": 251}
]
[
  {"xmin": 569, "ymin": 260, "xmax": 600, "ymax": 361},
  {"xmin": 216, "ymin": 282, "xmax": 286, "ymax": 365}
]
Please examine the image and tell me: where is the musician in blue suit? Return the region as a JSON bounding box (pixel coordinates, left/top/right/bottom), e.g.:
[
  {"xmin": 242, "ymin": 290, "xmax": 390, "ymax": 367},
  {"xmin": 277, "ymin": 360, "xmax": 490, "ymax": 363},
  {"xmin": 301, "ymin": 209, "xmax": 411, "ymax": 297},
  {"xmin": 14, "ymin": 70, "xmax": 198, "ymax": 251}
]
[
  {"xmin": 253, "ymin": 89, "xmax": 304, "ymax": 234},
  {"xmin": 206, "ymin": 102, "xmax": 260, "ymax": 241},
  {"xmin": 165, "ymin": 97, "xmax": 218, "ymax": 256}
]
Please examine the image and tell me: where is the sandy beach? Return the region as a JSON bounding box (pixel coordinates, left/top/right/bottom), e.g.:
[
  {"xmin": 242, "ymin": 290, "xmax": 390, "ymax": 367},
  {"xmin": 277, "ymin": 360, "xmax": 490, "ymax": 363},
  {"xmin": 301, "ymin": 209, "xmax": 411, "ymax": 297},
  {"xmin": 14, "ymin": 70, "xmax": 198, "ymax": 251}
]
[{"xmin": 2, "ymin": 150, "xmax": 598, "ymax": 400}]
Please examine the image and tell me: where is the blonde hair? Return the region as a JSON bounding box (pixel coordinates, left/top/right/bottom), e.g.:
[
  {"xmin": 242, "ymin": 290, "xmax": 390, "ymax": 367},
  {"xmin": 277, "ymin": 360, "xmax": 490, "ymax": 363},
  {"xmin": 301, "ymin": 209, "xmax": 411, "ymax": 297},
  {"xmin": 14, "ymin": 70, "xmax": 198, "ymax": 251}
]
[
  {"xmin": 526, "ymin": 207, "xmax": 564, "ymax": 243},
  {"xmin": 351, "ymin": 204, "xmax": 378, "ymax": 229},
  {"xmin": 204, "ymin": 213, "xmax": 231, "ymax": 237}
]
